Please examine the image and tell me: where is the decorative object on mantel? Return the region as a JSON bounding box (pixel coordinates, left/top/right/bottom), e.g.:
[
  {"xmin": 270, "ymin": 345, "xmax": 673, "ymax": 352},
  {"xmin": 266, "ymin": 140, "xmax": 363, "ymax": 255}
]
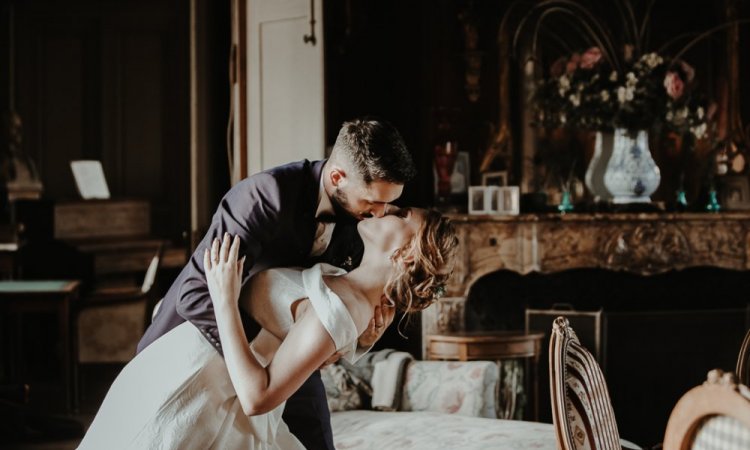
[
  {"xmin": 501, "ymin": 0, "xmax": 749, "ymax": 205},
  {"xmin": 705, "ymin": 188, "xmax": 721, "ymax": 213},
  {"xmin": 468, "ymin": 186, "xmax": 520, "ymax": 216},
  {"xmin": 602, "ymin": 129, "xmax": 661, "ymax": 204}
]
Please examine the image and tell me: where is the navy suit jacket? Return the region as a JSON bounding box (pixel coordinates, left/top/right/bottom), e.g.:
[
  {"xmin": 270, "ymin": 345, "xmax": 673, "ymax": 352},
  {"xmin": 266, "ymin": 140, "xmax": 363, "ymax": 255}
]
[{"xmin": 137, "ymin": 159, "xmax": 363, "ymax": 450}]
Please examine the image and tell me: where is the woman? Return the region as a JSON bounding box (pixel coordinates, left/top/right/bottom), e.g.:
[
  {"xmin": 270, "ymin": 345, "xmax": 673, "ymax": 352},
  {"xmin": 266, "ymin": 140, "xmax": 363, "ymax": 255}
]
[{"xmin": 78, "ymin": 208, "xmax": 457, "ymax": 449}]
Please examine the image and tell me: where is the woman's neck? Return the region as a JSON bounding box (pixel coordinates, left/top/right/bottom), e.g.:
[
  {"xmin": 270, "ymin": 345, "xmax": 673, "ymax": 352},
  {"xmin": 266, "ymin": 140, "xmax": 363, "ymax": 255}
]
[{"xmin": 337, "ymin": 263, "xmax": 389, "ymax": 306}]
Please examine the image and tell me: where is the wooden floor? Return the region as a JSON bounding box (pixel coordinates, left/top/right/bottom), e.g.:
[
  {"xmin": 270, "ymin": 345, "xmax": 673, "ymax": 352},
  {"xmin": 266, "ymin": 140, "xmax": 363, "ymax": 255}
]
[{"xmin": 1, "ymin": 365, "xmax": 121, "ymax": 450}]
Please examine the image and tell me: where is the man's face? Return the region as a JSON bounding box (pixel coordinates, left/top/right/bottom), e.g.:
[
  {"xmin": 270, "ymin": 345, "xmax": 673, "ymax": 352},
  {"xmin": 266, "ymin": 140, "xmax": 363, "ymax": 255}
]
[{"xmin": 331, "ymin": 170, "xmax": 403, "ymax": 220}]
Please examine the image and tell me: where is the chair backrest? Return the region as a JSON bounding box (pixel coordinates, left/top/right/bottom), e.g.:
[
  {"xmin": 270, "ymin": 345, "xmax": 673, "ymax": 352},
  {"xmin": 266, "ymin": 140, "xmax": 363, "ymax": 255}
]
[
  {"xmin": 736, "ymin": 329, "xmax": 750, "ymax": 386},
  {"xmin": 550, "ymin": 316, "xmax": 621, "ymax": 450},
  {"xmin": 663, "ymin": 369, "xmax": 750, "ymax": 450}
]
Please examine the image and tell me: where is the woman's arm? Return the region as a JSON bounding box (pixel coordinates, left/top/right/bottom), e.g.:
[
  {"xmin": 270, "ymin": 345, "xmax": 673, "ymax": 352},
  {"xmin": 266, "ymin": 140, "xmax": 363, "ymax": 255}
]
[{"xmin": 206, "ymin": 234, "xmax": 336, "ymax": 416}]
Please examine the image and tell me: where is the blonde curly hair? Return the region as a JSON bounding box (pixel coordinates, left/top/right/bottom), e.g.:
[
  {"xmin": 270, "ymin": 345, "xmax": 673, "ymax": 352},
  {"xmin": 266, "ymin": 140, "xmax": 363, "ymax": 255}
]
[{"xmin": 383, "ymin": 209, "xmax": 459, "ymax": 313}]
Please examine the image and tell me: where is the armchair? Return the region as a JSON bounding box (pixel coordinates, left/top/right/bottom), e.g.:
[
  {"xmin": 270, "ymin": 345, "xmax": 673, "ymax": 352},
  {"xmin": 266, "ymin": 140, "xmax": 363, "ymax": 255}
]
[{"xmin": 663, "ymin": 369, "xmax": 750, "ymax": 450}]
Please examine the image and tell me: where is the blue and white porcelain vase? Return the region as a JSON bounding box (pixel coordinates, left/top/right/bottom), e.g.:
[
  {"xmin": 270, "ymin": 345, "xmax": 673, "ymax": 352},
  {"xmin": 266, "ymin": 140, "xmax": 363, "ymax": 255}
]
[
  {"xmin": 585, "ymin": 131, "xmax": 614, "ymax": 202},
  {"xmin": 603, "ymin": 128, "xmax": 661, "ymax": 204}
]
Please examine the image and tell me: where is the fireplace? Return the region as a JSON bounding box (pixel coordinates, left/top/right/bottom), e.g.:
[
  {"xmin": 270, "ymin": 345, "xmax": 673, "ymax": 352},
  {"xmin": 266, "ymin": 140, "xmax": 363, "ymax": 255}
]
[{"xmin": 420, "ymin": 212, "xmax": 750, "ymax": 446}]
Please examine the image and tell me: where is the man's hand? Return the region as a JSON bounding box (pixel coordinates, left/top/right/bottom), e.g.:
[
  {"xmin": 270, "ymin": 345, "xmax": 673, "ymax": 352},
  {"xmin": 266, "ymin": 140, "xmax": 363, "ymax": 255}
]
[{"xmin": 357, "ymin": 299, "xmax": 396, "ymax": 349}]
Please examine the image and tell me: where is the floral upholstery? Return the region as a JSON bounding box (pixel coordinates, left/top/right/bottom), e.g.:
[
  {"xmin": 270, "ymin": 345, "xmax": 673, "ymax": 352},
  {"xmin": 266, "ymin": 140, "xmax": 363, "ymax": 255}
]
[
  {"xmin": 401, "ymin": 361, "xmax": 498, "ymax": 418},
  {"xmin": 332, "ymin": 410, "xmax": 558, "ymax": 450},
  {"xmin": 691, "ymin": 415, "xmax": 750, "ymax": 450}
]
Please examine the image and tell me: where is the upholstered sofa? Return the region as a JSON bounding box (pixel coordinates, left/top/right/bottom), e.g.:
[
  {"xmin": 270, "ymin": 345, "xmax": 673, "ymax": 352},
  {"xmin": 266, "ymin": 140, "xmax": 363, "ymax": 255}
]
[{"xmin": 323, "ymin": 353, "xmax": 560, "ymax": 450}]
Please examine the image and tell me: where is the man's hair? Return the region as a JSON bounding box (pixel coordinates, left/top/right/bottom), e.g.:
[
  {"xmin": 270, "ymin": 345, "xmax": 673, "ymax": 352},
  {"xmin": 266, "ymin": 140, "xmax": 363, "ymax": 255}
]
[{"xmin": 331, "ymin": 118, "xmax": 416, "ymax": 184}]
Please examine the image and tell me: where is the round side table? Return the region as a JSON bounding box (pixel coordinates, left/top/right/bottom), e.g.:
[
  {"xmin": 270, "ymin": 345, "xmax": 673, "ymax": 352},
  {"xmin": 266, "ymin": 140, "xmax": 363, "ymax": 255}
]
[{"xmin": 426, "ymin": 331, "xmax": 544, "ymax": 421}]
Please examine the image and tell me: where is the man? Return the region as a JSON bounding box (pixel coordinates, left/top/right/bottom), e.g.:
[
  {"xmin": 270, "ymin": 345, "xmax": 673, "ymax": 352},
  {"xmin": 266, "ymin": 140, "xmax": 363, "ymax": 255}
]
[{"xmin": 137, "ymin": 118, "xmax": 416, "ymax": 449}]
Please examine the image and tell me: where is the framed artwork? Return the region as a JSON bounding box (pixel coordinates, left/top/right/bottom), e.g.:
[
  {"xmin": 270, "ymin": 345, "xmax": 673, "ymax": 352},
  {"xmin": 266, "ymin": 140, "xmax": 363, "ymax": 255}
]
[
  {"xmin": 493, "ymin": 186, "xmax": 520, "ymax": 215},
  {"xmin": 721, "ymin": 175, "xmax": 750, "ymax": 210},
  {"xmin": 468, "ymin": 186, "xmax": 488, "ymax": 214},
  {"xmin": 482, "ymin": 171, "xmax": 508, "ymax": 187}
]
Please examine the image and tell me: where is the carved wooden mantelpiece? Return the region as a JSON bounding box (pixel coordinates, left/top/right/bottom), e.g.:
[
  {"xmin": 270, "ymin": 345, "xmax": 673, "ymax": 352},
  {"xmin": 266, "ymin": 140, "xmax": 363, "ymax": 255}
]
[{"xmin": 421, "ymin": 212, "xmax": 750, "ymax": 352}]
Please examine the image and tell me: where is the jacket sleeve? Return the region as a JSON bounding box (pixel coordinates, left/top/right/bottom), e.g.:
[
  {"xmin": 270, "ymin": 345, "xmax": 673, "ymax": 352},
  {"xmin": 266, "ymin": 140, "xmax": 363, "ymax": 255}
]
[{"xmin": 175, "ymin": 173, "xmax": 282, "ymax": 352}]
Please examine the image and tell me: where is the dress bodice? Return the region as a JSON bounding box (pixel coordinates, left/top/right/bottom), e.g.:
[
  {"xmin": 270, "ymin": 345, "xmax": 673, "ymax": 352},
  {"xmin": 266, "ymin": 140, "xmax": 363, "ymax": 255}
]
[{"xmin": 241, "ymin": 263, "xmax": 360, "ymax": 366}]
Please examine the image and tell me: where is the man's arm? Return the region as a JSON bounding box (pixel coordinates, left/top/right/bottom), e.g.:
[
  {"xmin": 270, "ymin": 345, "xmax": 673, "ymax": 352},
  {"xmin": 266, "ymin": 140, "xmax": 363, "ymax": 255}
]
[{"xmin": 175, "ymin": 174, "xmax": 281, "ymax": 348}]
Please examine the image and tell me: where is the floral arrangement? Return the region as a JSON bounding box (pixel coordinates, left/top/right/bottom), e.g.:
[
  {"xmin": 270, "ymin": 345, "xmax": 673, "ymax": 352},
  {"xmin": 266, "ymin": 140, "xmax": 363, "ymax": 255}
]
[
  {"xmin": 503, "ymin": 0, "xmax": 741, "ymax": 137},
  {"xmin": 533, "ymin": 46, "xmax": 709, "ymax": 138}
]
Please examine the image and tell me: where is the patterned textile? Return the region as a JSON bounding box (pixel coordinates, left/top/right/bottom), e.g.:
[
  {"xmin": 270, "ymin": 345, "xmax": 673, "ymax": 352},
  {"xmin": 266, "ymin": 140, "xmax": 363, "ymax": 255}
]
[
  {"xmin": 401, "ymin": 361, "xmax": 498, "ymax": 418},
  {"xmin": 692, "ymin": 415, "xmax": 750, "ymax": 450},
  {"xmin": 321, "ymin": 364, "xmax": 365, "ymax": 412},
  {"xmin": 321, "ymin": 349, "xmax": 399, "ymax": 411},
  {"xmin": 332, "ymin": 410, "xmax": 558, "ymax": 450}
]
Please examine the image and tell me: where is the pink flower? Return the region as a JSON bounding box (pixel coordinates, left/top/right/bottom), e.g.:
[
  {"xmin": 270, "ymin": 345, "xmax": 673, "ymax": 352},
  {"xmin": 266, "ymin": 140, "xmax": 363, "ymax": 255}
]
[
  {"xmin": 566, "ymin": 53, "xmax": 581, "ymax": 74},
  {"xmin": 664, "ymin": 71, "xmax": 685, "ymax": 99},
  {"xmin": 580, "ymin": 47, "xmax": 602, "ymax": 69}
]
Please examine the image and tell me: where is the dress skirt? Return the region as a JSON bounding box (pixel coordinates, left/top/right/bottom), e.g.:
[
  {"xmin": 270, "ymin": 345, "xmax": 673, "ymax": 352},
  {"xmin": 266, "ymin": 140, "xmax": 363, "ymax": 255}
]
[{"xmin": 77, "ymin": 322, "xmax": 304, "ymax": 450}]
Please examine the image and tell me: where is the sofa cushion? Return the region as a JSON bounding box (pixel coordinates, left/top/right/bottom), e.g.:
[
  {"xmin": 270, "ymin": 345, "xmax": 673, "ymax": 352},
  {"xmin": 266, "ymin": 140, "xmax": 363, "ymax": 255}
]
[{"xmin": 400, "ymin": 361, "xmax": 498, "ymax": 418}]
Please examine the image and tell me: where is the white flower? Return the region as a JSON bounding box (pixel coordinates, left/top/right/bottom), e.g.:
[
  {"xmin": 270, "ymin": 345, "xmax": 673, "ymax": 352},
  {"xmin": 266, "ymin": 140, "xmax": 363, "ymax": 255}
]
[
  {"xmin": 626, "ymin": 72, "xmax": 638, "ymax": 87},
  {"xmin": 559, "ymin": 113, "xmax": 567, "ymax": 124},
  {"xmin": 690, "ymin": 123, "xmax": 707, "ymax": 139},
  {"xmin": 609, "ymin": 71, "xmax": 618, "ymax": 82},
  {"xmin": 676, "ymin": 107, "xmax": 689, "ymax": 120},
  {"xmin": 617, "ymin": 86, "xmax": 627, "ymax": 103},
  {"xmin": 559, "ymin": 88, "xmax": 567, "ymax": 97},
  {"xmin": 576, "ymin": 83, "xmax": 585, "ymax": 92},
  {"xmin": 641, "ymin": 52, "xmax": 664, "ymax": 68},
  {"xmin": 666, "ymin": 111, "xmax": 674, "ymax": 121},
  {"xmin": 600, "ymin": 90, "xmax": 610, "ymax": 102},
  {"xmin": 697, "ymin": 107, "xmax": 705, "ymax": 119},
  {"xmin": 569, "ymin": 93, "xmax": 581, "ymax": 106},
  {"xmin": 559, "ymin": 75, "xmax": 570, "ymax": 90}
]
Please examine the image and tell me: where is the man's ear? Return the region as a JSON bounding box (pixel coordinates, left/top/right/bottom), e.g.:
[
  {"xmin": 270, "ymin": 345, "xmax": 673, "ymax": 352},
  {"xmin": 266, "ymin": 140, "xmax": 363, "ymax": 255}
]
[{"xmin": 329, "ymin": 165, "xmax": 347, "ymax": 188}]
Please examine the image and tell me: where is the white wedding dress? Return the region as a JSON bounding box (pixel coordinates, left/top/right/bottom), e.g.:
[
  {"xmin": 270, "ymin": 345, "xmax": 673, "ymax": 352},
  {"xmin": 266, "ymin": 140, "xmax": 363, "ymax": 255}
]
[{"xmin": 78, "ymin": 263, "xmax": 359, "ymax": 450}]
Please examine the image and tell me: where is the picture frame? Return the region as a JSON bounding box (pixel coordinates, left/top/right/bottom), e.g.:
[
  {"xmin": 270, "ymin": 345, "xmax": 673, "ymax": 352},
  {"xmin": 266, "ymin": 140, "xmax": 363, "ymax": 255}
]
[
  {"xmin": 482, "ymin": 170, "xmax": 508, "ymax": 187},
  {"xmin": 493, "ymin": 186, "xmax": 520, "ymax": 215},
  {"xmin": 721, "ymin": 175, "xmax": 750, "ymax": 210},
  {"xmin": 468, "ymin": 186, "xmax": 489, "ymax": 214},
  {"xmin": 468, "ymin": 185, "xmax": 520, "ymax": 215}
]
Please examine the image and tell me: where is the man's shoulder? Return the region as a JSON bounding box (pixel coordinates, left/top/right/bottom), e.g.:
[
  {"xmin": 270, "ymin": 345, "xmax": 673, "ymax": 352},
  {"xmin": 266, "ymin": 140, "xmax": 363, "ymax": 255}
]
[{"xmin": 235, "ymin": 159, "xmax": 322, "ymax": 191}]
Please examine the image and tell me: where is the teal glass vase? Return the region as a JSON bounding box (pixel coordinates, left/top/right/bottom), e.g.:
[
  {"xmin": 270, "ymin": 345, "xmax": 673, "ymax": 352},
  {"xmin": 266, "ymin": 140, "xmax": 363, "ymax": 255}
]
[
  {"xmin": 557, "ymin": 190, "xmax": 574, "ymax": 213},
  {"xmin": 705, "ymin": 189, "xmax": 721, "ymax": 213}
]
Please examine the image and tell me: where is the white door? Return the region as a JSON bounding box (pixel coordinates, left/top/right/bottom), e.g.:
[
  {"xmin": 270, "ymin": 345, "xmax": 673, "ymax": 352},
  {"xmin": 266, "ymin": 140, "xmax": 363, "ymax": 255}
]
[{"xmin": 245, "ymin": 0, "xmax": 325, "ymax": 176}]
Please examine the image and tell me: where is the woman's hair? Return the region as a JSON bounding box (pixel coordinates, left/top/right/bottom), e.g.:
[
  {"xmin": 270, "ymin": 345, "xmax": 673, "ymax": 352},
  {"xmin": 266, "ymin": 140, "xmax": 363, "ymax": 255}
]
[{"xmin": 384, "ymin": 209, "xmax": 459, "ymax": 314}]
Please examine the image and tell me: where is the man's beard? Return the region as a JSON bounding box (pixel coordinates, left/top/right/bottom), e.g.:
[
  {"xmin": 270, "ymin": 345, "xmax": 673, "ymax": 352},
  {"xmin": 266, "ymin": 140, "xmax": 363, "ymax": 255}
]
[{"xmin": 332, "ymin": 187, "xmax": 363, "ymax": 223}]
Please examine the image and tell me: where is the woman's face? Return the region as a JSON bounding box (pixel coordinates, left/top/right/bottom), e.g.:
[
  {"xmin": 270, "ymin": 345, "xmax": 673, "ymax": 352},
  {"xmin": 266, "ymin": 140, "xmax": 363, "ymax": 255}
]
[{"xmin": 357, "ymin": 207, "xmax": 426, "ymax": 255}]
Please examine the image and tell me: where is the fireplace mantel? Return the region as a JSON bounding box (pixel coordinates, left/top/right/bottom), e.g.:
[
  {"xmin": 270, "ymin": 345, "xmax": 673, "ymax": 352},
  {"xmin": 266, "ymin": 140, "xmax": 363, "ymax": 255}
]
[
  {"xmin": 445, "ymin": 212, "xmax": 750, "ymax": 296},
  {"xmin": 421, "ymin": 212, "xmax": 750, "ymax": 348}
]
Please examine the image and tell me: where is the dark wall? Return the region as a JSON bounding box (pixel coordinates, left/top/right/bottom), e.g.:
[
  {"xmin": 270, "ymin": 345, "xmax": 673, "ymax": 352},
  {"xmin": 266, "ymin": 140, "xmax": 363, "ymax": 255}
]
[
  {"xmin": 325, "ymin": 0, "xmax": 750, "ymax": 208},
  {"xmin": 10, "ymin": 0, "xmax": 191, "ymax": 241}
]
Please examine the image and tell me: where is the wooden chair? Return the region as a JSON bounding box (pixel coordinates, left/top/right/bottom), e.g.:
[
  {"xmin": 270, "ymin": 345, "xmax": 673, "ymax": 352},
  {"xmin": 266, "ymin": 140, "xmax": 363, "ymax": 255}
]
[
  {"xmin": 73, "ymin": 244, "xmax": 163, "ymax": 402},
  {"xmin": 549, "ymin": 316, "xmax": 640, "ymax": 450},
  {"xmin": 663, "ymin": 369, "xmax": 750, "ymax": 450},
  {"xmin": 736, "ymin": 329, "xmax": 750, "ymax": 386}
]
